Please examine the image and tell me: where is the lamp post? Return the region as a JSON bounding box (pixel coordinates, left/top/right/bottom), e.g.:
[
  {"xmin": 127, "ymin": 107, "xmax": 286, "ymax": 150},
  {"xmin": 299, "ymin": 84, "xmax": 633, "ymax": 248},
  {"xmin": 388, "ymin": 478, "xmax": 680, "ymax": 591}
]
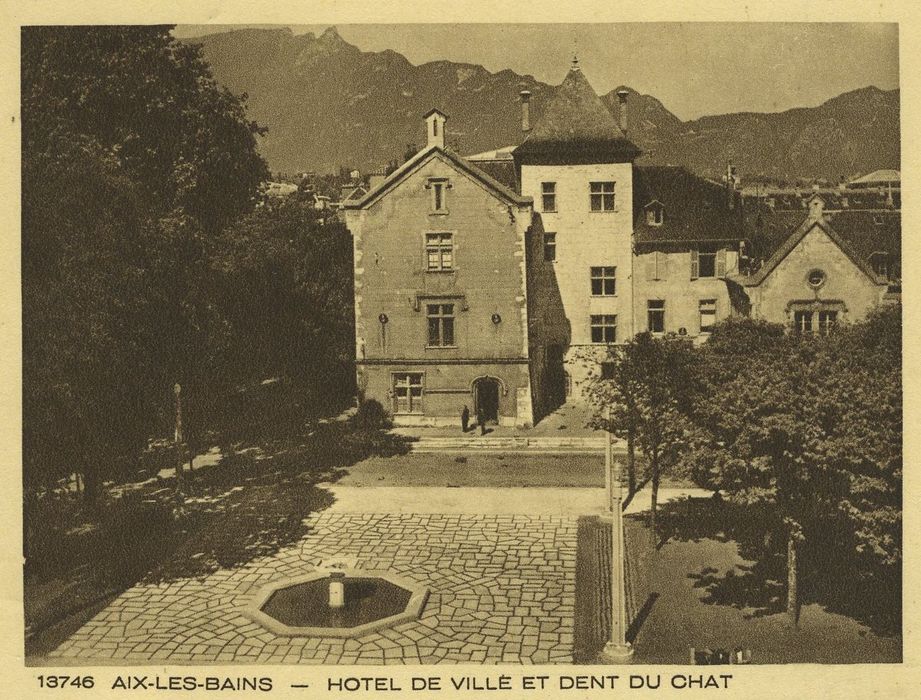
[
  {"xmin": 174, "ymin": 383, "xmax": 185, "ymax": 494},
  {"xmin": 602, "ymin": 411, "xmax": 634, "ymax": 662}
]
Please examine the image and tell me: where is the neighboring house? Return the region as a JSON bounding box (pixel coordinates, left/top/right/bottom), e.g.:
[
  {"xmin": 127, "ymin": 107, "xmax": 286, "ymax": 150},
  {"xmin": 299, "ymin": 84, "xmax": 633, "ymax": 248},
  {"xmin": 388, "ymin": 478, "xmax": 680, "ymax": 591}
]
[
  {"xmin": 632, "ymin": 166, "xmax": 745, "ymax": 342},
  {"xmin": 343, "ymin": 60, "xmax": 900, "ymax": 427},
  {"xmin": 733, "ymin": 194, "xmax": 899, "ymax": 332}
]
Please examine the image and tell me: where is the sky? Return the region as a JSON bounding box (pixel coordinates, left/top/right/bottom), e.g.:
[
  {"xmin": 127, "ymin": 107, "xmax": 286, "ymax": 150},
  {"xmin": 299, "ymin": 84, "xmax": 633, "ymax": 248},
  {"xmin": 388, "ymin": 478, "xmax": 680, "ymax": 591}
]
[{"xmin": 172, "ymin": 23, "xmax": 899, "ymax": 120}]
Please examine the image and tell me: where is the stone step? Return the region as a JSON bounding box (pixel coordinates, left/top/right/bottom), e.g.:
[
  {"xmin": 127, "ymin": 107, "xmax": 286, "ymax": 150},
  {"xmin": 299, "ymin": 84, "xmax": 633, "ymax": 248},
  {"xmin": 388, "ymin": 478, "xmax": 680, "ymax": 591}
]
[{"xmin": 406, "ymin": 436, "xmax": 624, "ymax": 453}]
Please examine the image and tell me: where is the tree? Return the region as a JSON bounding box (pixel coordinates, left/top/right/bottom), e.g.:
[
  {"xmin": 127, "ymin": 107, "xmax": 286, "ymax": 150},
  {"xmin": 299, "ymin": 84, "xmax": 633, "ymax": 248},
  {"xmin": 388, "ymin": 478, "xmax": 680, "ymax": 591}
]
[
  {"xmin": 586, "ymin": 333, "xmax": 695, "ymax": 522},
  {"xmin": 630, "ymin": 333, "xmax": 695, "ymax": 533},
  {"xmin": 22, "ymin": 26, "xmax": 268, "ymax": 504},
  {"xmin": 208, "ymin": 197, "xmax": 355, "ymax": 408},
  {"xmin": 586, "ymin": 345, "xmax": 642, "ymax": 497},
  {"xmin": 685, "ymin": 311, "xmax": 902, "ymax": 626}
]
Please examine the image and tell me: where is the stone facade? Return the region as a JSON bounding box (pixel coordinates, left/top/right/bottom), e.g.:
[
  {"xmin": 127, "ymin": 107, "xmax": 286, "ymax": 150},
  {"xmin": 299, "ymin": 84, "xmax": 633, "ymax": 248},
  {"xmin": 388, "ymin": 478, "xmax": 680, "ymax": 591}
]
[
  {"xmin": 344, "ymin": 148, "xmax": 535, "ymax": 427},
  {"xmin": 740, "ymin": 199, "xmax": 887, "ymax": 327}
]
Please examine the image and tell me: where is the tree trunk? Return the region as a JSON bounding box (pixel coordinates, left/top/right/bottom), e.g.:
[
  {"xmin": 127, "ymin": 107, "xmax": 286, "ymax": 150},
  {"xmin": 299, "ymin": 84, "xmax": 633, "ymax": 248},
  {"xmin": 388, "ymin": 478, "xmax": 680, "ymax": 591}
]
[
  {"xmin": 83, "ymin": 467, "xmax": 101, "ymax": 506},
  {"xmin": 649, "ymin": 447, "xmax": 659, "ymax": 535},
  {"xmin": 787, "ymin": 531, "xmax": 800, "ymax": 627},
  {"xmin": 626, "ymin": 430, "xmax": 636, "ymax": 496}
]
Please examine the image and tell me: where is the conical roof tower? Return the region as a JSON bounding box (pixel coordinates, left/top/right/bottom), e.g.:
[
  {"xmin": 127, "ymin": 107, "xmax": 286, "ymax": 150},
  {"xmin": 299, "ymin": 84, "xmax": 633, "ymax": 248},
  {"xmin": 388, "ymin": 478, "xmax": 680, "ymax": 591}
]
[{"xmin": 513, "ymin": 59, "xmax": 641, "ymax": 164}]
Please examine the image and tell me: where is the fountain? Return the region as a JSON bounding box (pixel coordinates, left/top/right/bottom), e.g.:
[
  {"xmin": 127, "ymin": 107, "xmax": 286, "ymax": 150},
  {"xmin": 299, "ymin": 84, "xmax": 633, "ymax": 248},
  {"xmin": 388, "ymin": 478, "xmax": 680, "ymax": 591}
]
[{"xmin": 241, "ymin": 563, "xmax": 429, "ymax": 638}]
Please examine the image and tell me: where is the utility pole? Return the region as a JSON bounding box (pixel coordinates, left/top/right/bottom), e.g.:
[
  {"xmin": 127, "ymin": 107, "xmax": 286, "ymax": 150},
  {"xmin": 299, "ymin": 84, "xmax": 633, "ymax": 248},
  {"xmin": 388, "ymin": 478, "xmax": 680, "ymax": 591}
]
[{"xmin": 602, "ymin": 419, "xmax": 634, "ymax": 662}]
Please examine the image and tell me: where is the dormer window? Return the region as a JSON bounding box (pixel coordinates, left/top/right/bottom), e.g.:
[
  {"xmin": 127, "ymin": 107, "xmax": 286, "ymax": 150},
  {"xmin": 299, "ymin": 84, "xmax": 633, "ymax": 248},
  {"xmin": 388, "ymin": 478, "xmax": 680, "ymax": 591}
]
[
  {"xmin": 870, "ymin": 252, "xmax": 889, "ymax": 278},
  {"xmin": 645, "ymin": 200, "xmax": 665, "ymax": 226}
]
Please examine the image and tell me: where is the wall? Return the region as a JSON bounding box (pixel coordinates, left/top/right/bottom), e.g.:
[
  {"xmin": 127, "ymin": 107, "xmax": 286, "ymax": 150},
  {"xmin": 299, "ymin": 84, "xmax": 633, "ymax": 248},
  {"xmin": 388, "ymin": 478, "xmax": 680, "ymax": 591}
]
[
  {"xmin": 345, "ymin": 151, "xmax": 535, "ymax": 426},
  {"xmin": 748, "ymin": 225, "xmax": 885, "ymax": 325},
  {"xmin": 519, "ymin": 162, "xmax": 635, "ymax": 395},
  {"xmin": 633, "ymin": 246, "xmax": 739, "ymax": 342}
]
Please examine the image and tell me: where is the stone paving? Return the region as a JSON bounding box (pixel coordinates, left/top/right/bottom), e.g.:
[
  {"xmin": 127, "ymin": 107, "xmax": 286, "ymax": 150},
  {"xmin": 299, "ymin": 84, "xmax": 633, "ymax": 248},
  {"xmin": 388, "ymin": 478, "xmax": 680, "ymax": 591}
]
[{"xmin": 49, "ymin": 512, "xmax": 577, "ymax": 664}]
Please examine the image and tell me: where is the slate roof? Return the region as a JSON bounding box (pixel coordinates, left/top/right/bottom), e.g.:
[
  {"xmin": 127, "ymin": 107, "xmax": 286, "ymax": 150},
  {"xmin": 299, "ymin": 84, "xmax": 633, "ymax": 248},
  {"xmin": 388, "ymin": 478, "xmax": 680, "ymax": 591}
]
[
  {"xmin": 632, "ymin": 166, "xmax": 745, "ymax": 244},
  {"xmin": 741, "ymin": 198, "xmax": 901, "ymax": 284},
  {"xmin": 740, "ymin": 213, "xmax": 880, "ymax": 287},
  {"xmin": 513, "ymin": 66, "xmax": 640, "ymax": 164}
]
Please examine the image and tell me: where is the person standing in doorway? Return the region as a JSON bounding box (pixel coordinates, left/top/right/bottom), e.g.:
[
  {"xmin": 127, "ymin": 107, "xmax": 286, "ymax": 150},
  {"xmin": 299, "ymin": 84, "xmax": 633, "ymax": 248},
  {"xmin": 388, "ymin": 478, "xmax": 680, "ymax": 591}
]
[
  {"xmin": 477, "ymin": 403, "xmax": 486, "ymax": 435},
  {"xmin": 461, "ymin": 405, "xmax": 470, "ymax": 433}
]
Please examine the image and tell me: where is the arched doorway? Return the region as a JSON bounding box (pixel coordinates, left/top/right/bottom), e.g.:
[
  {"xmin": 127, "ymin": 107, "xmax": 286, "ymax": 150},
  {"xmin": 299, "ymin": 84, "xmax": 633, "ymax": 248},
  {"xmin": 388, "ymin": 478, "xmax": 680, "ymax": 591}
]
[{"xmin": 473, "ymin": 377, "xmax": 501, "ymax": 424}]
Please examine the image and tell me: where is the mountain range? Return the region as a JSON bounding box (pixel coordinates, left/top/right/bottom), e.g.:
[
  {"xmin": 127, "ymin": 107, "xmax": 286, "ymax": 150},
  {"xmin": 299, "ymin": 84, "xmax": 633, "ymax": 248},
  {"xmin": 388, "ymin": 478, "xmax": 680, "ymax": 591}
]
[{"xmin": 183, "ymin": 27, "xmax": 900, "ymax": 182}]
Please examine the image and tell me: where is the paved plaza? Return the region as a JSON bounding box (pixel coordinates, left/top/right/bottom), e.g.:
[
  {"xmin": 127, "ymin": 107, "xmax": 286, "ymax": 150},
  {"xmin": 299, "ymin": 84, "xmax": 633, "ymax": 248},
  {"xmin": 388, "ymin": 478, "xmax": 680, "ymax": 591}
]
[{"xmin": 49, "ymin": 507, "xmax": 578, "ymax": 665}]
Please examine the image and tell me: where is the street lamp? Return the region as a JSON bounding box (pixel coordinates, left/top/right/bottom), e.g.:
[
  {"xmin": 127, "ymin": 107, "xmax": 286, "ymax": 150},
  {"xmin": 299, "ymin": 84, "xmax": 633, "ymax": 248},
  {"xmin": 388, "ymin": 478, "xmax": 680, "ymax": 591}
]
[{"xmin": 602, "ymin": 408, "xmax": 634, "ymax": 662}]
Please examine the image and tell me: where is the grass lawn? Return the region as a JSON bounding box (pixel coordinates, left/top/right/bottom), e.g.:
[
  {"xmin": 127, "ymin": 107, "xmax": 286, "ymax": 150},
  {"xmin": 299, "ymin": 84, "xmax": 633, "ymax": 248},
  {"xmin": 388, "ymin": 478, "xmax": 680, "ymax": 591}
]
[
  {"xmin": 623, "ymin": 498, "xmax": 901, "ymax": 664},
  {"xmin": 336, "ymin": 452, "xmax": 607, "ymax": 487}
]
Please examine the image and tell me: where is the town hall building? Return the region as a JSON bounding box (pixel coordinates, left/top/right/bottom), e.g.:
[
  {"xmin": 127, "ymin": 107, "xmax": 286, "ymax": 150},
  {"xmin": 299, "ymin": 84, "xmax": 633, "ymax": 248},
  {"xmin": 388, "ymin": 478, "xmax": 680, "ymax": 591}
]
[{"xmin": 343, "ymin": 60, "xmax": 900, "ymax": 428}]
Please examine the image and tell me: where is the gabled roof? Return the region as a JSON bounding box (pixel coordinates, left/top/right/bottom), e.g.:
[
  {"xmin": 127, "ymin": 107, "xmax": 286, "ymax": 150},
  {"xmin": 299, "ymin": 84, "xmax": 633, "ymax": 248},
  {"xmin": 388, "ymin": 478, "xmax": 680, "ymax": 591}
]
[
  {"xmin": 513, "ymin": 66, "xmax": 640, "ymax": 164},
  {"xmin": 633, "ymin": 166, "xmax": 744, "ymax": 244},
  {"xmin": 423, "ymin": 107, "xmax": 449, "ymax": 119},
  {"xmin": 341, "ymin": 145, "xmax": 532, "ymax": 210},
  {"xmin": 741, "ymin": 210, "xmax": 881, "ymax": 287}
]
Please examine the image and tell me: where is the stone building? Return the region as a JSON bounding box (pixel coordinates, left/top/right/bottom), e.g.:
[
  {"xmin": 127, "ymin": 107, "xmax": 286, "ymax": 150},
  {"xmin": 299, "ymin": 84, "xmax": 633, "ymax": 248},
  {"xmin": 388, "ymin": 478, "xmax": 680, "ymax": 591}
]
[
  {"xmin": 344, "ymin": 62, "xmax": 900, "ymax": 427},
  {"xmin": 342, "ymin": 109, "xmax": 535, "ymax": 427}
]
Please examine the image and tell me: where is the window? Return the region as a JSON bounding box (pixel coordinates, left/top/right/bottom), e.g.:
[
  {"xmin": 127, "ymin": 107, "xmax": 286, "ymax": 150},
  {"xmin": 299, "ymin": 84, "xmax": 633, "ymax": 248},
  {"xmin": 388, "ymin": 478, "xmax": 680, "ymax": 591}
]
[
  {"xmin": 590, "ymin": 315, "xmax": 617, "ymax": 343},
  {"xmin": 818, "ymin": 310, "xmax": 838, "ymax": 335},
  {"xmin": 590, "ymin": 266, "xmax": 616, "ymax": 296},
  {"xmin": 425, "ymin": 233, "xmax": 453, "ymax": 270},
  {"xmin": 792, "ymin": 304, "xmax": 842, "ymax": 336},
  {"xmin": 647, "ymin": 300, "xmax": 665, "ymax": 333},
  {"xmin": 646, "ymin": 251, "xmax": 668, "ymax": 280},
  {"xmin": 871, "ymin": 253, "xmax": 889, "ymax": 278},
  {"xmin": 428, "ymin": 178, "xmax": 449, "ymax": 212},
  {"xmin": 590, "ymin": 181, "xmax": 616, "ymax": 211},
  {"xmin": 432, "ymin": 182, "xmax": 445, "ymax": 211},
  {"xmin": 543, "ymin": 232, "xmax": 557, "ymax": 262},
  {"xmin": 646, "ymin": 202, "xmax": 664, "ymax": 226},
  {"xmin": 541, "ymin": 182, "xmax": 557, "ymax": 212},
  {"xmin": 393, "ymin": 373, "xmax": 424, "ymax": 414},
  {"xmin": 600, "ymin": 362, "xmax": 616, "ymax": 380},
  {"xmin": 426, "ymin": 303, "xmax": 455, "ymax": 346},
  {"xmin": 807, "ymin": 269, "xmax": 827, "ymax": 288},
  {"xmin": 794, "ymin": 310, "xmax": 813, "ymax": 334},
  {"xmin": 691, "ymin": 246, "xmax": 726, "ymax": 279},
  {"xmin": 699, "ymin": 299, "xmax": 717, "ymax": 334},
  {"xmin": 698, "ymin": 248, "xmax": 717, "ymax": 277}
]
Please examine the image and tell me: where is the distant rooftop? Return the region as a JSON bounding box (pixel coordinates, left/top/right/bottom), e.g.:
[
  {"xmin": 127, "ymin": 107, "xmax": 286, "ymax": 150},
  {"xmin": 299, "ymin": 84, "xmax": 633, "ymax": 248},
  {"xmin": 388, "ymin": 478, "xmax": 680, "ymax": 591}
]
[{"xmin": 848, "ymin": 169, "xmax": 900, "ymax": 187}]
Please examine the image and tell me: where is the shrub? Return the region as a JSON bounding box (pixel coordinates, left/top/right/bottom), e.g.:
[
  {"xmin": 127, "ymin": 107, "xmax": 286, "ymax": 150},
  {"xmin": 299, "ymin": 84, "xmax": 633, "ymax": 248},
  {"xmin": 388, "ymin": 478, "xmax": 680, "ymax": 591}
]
[{"xmin": 350, "ymin": 399, "xmax": 392, "ymax": 430}]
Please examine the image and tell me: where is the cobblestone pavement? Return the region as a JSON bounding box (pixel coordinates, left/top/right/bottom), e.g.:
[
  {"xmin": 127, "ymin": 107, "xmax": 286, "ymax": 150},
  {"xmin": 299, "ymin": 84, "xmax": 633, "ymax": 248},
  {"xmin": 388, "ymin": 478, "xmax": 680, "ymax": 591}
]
[{"xmin": 49, "ymin": 512, "xmax": 577, "ymax": 664}]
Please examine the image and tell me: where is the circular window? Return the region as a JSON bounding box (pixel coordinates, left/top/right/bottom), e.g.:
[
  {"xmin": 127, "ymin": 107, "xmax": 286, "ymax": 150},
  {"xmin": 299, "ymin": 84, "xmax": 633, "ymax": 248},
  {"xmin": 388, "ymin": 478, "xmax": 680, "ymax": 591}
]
[{"xmin": 807, "ymin": 269, "xmax": 827, "ymax": 288}]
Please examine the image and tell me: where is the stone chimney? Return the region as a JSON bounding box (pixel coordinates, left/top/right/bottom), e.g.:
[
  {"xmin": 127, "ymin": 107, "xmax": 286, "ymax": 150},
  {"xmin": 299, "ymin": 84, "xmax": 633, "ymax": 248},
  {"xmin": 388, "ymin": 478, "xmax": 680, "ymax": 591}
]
[
  {"xmin": 520, "ymin": 90, "xmax": 532, "ymax": 133},
  {"xmin": 424, "ymin": 108, "xmax": 448, "ymax": 150},
  {"xmin": 616, "ymin": 89, "xmax": 630, "ymax": 135}
]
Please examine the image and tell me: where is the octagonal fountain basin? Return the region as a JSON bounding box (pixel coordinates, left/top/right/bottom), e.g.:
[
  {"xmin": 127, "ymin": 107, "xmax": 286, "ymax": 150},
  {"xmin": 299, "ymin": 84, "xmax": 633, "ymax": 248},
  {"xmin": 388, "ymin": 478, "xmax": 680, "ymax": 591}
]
[{"xmin": 242, "ymin": 569, "xmax": 429, "ymax": 638}]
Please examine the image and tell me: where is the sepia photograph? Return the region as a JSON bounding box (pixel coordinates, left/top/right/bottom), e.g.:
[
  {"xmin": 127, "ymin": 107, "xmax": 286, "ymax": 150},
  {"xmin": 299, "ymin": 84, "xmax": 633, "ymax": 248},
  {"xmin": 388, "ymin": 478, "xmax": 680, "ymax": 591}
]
[{"xmin": 16, "ymin": 12, "xmax": 905, "ymax": 682}]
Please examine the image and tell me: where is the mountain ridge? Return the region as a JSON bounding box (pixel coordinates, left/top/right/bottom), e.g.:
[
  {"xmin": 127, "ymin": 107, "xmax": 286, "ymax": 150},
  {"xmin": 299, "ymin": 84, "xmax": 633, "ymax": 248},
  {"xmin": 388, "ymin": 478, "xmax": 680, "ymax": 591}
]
[{"xmin": 183, "ymin": 28, "xmax": 900, "ymax": 180}]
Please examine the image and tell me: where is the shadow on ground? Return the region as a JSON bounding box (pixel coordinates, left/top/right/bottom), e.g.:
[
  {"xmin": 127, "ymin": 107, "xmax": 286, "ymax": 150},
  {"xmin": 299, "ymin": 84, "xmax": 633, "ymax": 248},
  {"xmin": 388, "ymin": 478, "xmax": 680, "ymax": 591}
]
[
  {"xmin": 649, "ymin": 496, "xmax": 900, "ymax": 637},
  {"xmin": 24, "ymin": 413, "xmax": 412, "ymax": 656}
]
